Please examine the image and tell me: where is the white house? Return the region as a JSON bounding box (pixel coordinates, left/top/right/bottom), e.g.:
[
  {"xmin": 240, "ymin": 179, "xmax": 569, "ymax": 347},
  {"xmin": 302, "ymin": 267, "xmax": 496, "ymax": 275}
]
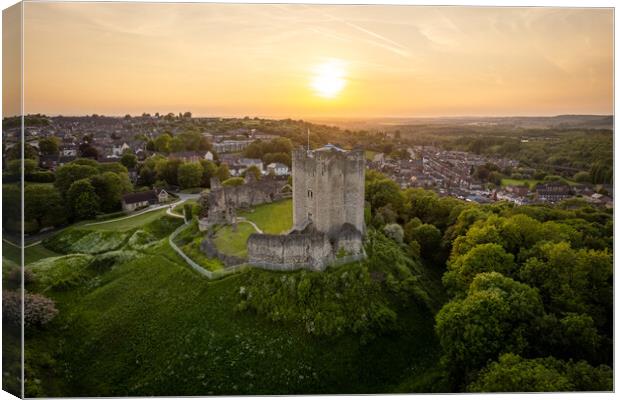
[
  {"xmin": 205, "ymin": 151, "xmax": 214, "ymax": 161},
  {"xmin": 267, "ymin": 162, "xmax": 289, "ymax": 176},
  {"xmin": 112, "ymin": 142, "xmax": 131, "ymax": 157}
]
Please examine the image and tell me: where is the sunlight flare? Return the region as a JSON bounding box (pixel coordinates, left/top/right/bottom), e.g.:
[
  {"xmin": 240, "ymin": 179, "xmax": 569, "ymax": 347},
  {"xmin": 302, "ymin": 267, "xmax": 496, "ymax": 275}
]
[{"xmin": 310, "ymin": 59, "xmax": 347, "ymax": 99}]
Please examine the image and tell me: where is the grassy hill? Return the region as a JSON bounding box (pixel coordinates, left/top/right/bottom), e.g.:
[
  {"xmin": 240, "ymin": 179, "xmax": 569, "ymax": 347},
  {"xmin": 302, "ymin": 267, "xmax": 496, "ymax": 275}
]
[{"xmin": 18, "ymin": 210, "xmax": 446, "ymax": 396}]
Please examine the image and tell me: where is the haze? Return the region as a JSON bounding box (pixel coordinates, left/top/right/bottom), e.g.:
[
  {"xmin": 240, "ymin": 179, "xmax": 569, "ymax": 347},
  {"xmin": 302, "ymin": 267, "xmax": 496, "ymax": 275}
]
[{"xmin": 14, "ymin": 3, "xmax": 614, "ymax": 118}]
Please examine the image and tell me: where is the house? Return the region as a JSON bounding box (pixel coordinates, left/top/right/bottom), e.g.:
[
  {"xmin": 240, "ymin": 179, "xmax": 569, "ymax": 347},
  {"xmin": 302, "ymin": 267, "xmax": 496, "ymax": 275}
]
[
  {"xmin": 169, "ymin": 151, "xmax": 213, "ymax": 163},
  {"xmin": 535, "ymin": 181, "xmax": 572, "ymax": 203},
  {"xmin": 213, "ymin": 139, "xmax": 253, "ymax": 153},
  {"xmin": 112, "ymin": 141, "xmax": 131, "ymax": 157},
  {"xmin": 267, "ymin": 162, "xmax": 289, "ymax": 176},
  {"xmin": 238, "ymin": 158, "xmax": 263, "ymax": 172},
  {"xmin": 121, "ymin": 189, "xmax": 169, "ymax": 212},
  {"xmin": 60, "ymin": 144, "xmax": 78, "ymax": 157},
  {"xmin": 205, "ymin": 151, "xmax": 214, "ymax": 161},
  {"xmin": 39, "ymin": 154, "xmax": 76, "ymax": 170},
  {"xmin": 506, "ymin": 185, "xmax": 530, "ymax": 197},
  {"xmin": 228, "ymin": 164, "xmax": 246, "ymax": 177}
]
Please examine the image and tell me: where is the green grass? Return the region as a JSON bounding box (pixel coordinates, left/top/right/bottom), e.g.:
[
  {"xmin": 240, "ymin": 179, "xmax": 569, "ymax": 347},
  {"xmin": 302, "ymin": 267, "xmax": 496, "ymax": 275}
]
[
  {"xmin": 23, "ymin": 237, "xmax": 442, "ymax": 396},
  {"xmin": 238, "ymin": 199, "xmax": 292, "ymax": 234},
  {"xmin": 173, "ymin": 199, "xmax": 198, "ymax": 215},
  {"xmin": 500, "ymin": 178, "xmax": 541, "ymax": 189},
  {"xmin": 25, "ymin": 243, "xmax": 61, "ymax": 265},
  {"xmin": 211, "ymin": 199, "xmax": 293, "ymax": 258},
  {"xmin": 501, "ymin": 178, "xmax": 578, "ymax": 189},
  {"xmin": 83, "ymin": 208, "xmax": 168, "ymax": 232},
  {"xmin": 212, "ymin": 223, "xmax": 256, "ymax": 258}
]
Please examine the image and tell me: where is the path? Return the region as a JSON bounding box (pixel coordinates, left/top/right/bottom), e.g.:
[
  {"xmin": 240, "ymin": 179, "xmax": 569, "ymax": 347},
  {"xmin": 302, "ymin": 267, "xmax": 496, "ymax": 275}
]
[
  {"xmin": 82, "ymin": 193, "xmax": 200, "ymax": 227},
  {"xmin": 236, "ymin": 217, "xmax": 263, "ymax": 233}
]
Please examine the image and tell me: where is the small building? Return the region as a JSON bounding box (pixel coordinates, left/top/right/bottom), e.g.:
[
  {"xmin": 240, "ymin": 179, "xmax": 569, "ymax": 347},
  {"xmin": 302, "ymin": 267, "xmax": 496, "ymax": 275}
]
[
  {"xmin": 121, "ymin": 189, "xmax": 169, "ymax": 212},
  {"xmin": 267, "ymin": 162, "xmax": 289, "ymax": 176},
  {"xmin": 535, "ymin": 181, "xmax": 572, "ymax": 203},
  {"xmin": 238, "ymin": 158, "xmax": 263, "ymax": 172},
  {"xmin": 169, "ymin": 151, "xmax": 213, "ymax": 163}
]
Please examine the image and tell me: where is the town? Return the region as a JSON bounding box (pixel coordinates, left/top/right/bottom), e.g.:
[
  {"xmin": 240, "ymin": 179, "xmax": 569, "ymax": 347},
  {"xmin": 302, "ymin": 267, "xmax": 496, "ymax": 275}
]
[{"xmin": 4, "ymin": 114, "xmax": 613, "ymax": 218}]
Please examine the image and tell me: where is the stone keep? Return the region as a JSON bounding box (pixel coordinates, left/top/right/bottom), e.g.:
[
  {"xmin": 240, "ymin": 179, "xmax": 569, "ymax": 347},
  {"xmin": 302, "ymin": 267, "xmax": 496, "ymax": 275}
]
[{"xmin": 292, "ymin": 144, "xmax": 365, "ymax": 239}]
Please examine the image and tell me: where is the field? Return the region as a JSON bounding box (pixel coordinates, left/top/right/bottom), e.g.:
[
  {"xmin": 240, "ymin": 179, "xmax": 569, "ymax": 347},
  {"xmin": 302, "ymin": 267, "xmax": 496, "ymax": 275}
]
[
  {"xmin": 238, "ymin": 199, "xmax": 293, "ymax": 234},
  {"xmin": 212, "ymin": 199, "xmax": 293, "ymax": 257},
  {"xmin": 500, "ymin": 178, "xmax": 541, "ymax": 189}
]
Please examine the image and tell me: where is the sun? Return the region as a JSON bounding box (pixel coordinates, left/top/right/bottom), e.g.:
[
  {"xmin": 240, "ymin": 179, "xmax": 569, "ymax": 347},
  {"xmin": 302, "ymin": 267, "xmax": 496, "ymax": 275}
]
[{"xmin": 310, "ymin": 59, "xmax": 347, "ymax": 99}]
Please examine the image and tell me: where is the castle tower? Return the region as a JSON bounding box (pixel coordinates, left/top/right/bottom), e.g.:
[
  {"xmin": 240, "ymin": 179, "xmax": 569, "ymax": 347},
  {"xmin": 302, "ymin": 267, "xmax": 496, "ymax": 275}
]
[{"xmin": 292, "ymin": 144, "xmax": 365, "ymax": 239}]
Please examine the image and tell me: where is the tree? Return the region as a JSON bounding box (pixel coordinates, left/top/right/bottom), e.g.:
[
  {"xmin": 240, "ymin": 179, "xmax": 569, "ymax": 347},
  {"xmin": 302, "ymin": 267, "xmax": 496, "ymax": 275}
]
[
  {"xmin": 170, "ymin": 136, "xmax": 185, "ymax": 152},
  {"xmin": 263, "ymin": 152, "xmax": 292, "ymax": 167},
  {"xmin": 155, "ymin": 159, "xmax": 182, "ymax": 186},
  {"xmin": 54, "ymin": 163, "xmax": 99, "ymax": 195},
  {"xmin": 573, "ymin": 171, "xmax": 591, "ymax": 183},
  {"xmin": 6, "ymin": 159, "xmax": 37, "ymax": 177},
  {"xmin": 214, "ymin": 164, "xmax": 230, "ymax": 182},
  {"xmin": 154, "ymin": 133, "xmax": 172, "ymax": 153},
  {"xmin": 120, "ymin": 152, "xmax": 138, "ymax": 170},
  {"xmin": 78, "ymin": 142, "xmax": 99, "ymax": 158},
  {"xmin": 24, "ymin": 184, "xmax": 67, "ymax": 230},
  {"xmin": 2, "ymin": 184, "xmax": 21, "ymax": 226},
  {"xmin": 243, "ymin": 165, "xmax": 261, "ymax": 181},
  {"xmin": 67, "ymin": 179, "xmax": 100, "ymax": 219},
  {"xmin": 435, "ymin": 272, "xmax": 545, "ymax": 380},
  {"xmin": 468, "ymin": 353, "xmax": 612, "ymax": 392},
  {"xmin": 38, "ymin": 136, "xmax": 60, "ymax": 155},
  {"xmin": 177, "ymin": 162, "xmax": 203, "ymax": 189},
  {"xmin": 6, "ymin": 143, "xmax": 38, "ymax": 161},
  {"xmin": 443, "ymin": 243, "xmax": 515, "ymax": 295},
  {"xmin": 383, "ymin": 223, "xmax": 404, "ymax": 243},
  {"xmin": 89, "ymin": 172, "xmax": 131, "ymax": 213},
  {"xmin": 366, "ymin": 178, "xmax": 404, "ymax": 212},
  {"xmin": 410, "ymin": 223, "xmax": 442, "ymax": 260},
  {"xmin": 199, "ymin": 160, "xmax": 217, "ymax": 187}
]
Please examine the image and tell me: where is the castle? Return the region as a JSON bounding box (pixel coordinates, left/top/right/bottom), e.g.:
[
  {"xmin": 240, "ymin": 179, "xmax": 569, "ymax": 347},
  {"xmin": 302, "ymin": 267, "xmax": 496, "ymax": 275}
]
[{"xmin": 247, "ymin": 144, "xmax": 366, "ymax": 270}]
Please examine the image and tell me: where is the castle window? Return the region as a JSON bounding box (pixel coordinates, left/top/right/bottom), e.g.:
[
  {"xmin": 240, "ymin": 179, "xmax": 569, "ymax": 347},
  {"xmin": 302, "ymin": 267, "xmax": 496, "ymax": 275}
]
[{"xmin": 308, "ymin": 190, "xmax": 313, "ymax": 198}]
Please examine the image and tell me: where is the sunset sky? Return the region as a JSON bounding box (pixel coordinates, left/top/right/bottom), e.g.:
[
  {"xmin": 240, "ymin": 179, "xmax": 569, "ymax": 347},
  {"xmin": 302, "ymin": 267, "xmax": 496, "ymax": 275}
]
[{"xmin": 12, "ymin": 3, "xmax": 615, "ymax": 118}]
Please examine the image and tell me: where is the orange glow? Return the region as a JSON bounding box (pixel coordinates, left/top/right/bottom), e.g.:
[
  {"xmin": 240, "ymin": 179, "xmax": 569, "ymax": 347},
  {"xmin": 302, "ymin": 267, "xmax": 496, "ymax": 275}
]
[{"xmin": 19, "ymin": 3, "xmax": 613, "ymax": 118}]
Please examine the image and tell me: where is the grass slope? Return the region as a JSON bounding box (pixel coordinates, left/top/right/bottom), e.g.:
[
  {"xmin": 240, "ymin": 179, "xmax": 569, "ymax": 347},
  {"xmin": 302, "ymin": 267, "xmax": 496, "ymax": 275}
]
[
  {"xmin": 23, "ymin": 220, "xmax": 445, "ymax": 397},
  {"xmin": 25, "ymin": 241, "xmax": 441, "ymax": 396}
]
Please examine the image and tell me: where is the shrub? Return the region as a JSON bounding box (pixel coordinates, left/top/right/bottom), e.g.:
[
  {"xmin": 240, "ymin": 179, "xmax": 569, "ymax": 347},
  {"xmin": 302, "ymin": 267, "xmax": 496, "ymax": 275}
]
[{"xmin": 3, "ymin": 290, "xmax": 58, "ymax": 328}]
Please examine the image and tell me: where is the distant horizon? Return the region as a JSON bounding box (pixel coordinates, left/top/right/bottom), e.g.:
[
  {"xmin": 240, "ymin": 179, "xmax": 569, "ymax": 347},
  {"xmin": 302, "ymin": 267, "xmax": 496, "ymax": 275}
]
[{"xmin": 6, "ymin": 112, "xmax": 614, "ymax": 120}]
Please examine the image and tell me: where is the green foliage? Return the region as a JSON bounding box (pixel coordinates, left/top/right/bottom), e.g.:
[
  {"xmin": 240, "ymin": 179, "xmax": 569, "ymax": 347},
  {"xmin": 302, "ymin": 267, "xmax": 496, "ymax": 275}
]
[
  {"xmin": 222, "ymin": 177, "xmax": 244, "ymax": 187},
  {"xmin": 238, "ymin": 264, "xmax": 396, "ymax": 339},
  {"xmin": 243, "ymin": 165, "xmax": 262, "ymax": 181},
  {"xmin": 67, "ymin": 179, "xmax": 100, "ymax": 220},
  {"xmin": 443, "ymin": 243, "xmax": 514, "ymax": 295},
  {"xmin": 436, "ymin": 272, "xmax": 545, "ymax": 379},
  {"xmin": 177, "ymin": 162, "xmax": 203, "ymax": 189},
  {"xmin": 382, "ymin": 223, "xmax": 404, "ymax": 243},
  {"xmin": 120, "ymin": 152, "xmax": 138, "ymax": 169},
  {"xmin": 55, "ymin": 163, "xmax": 99, "ymax": 195},
  {"xmin": 469, "ymin": 353, "xmax": 612, "ymax": 392},
  {"xmin": 214, "ymin": 164, "xmax": 230, "ymax": 181},
  {"xmin": 24, "ymin": 184, "xmax": 67, "ymax": 230}
]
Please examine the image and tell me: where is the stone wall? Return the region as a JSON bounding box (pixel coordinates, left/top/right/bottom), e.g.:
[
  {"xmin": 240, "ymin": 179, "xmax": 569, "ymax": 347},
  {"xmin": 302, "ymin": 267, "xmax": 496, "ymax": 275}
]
[
  {"xmin": 247, "ymin": 223, "xmax": 365, "ymax": 271},
  {"xmin": 200, "ymin": 176, "xmax": 288, "ymax": 225},
  {"xmin": 247, "ymin": 231, "xmax": 334, "ymax": 271}
]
